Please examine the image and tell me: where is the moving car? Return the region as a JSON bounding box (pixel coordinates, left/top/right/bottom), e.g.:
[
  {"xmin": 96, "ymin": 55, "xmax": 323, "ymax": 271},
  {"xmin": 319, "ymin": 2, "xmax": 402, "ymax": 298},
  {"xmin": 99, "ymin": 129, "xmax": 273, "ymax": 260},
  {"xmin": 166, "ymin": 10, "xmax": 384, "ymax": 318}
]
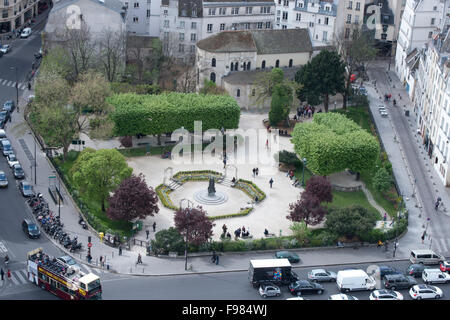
[
  {"xmin": 57, "ymin": 255, "xmax": 81, "ymax": 270},
  {"xmin": 2, "ymin": 100, "xmax": 15, "ymax": 112},
  {"xmin": 336, "ymin": 269, "xmax": 376, "ymax": 293},
  {"xmin": 249, "ymin": 259, "xmax": 299, "ymax": 287},
  {"xmin": 307, "ymin": 269, "xmax": 337, "ymax": 282},
  {"xmin": 274, "ymin": 251, "xmax": 300, "ymax": 263},
  {"xmin": 288, "ymin": 280, "xmax": 324, "ymax": 295},
  {"xmin": 13, "ymin": 164, "xmax": 25, "ymax": 179},
  {"xmin": 22, "ymin": 219, "xmax": 40, "ymax": 238},
  {"xmin": 328, "ymin": 294, "xmax": 358, "ymax": 300},
  {"xmin": 378, "ymin": 265, "xmax": 402, "ymax": 279},
  {"xmin": 422, "ymin": 269, "xmax": 450, "ymax": 284},
  {"xmin": 0, "ymin": 44, "xmax": 11, "ymax": 54},
  {"xmin": 410, "ymin": 249, "xmax": 445, "ymax": 265},
  {"xmin": 439, "ymin": 261, "xmax": 450, "ymax": 273},
  {"xmin": 0, "ymin": 171, "xmax": 8, "ymax": 188},
  {"xmin": 19, "ymin": 181, "xmax": 34, "ymax": 197},
  {"xmin": 384, "ymin": 274, "xmax": 417, "ymax": 290},
  {"xmin": 258, "ymin": 285, "xmax": 281, "ymax": 298},
  {"xmin": 406, "ymin": 264, "xmax": 426, "ymax": 278},
  {"xmin": 20, "ymin": 27, "xmax": 32, "ymax": 38},
  {"xmin": 409, "ymin": 284, "xmax": 443, "ymax": 300},
  {"xmin": 369, "ymin": 289, "xmax": 403, "ymax": 300},
  {"xmin": 6, "ymin": 153, "xmax": 19, "ymax": 168}
]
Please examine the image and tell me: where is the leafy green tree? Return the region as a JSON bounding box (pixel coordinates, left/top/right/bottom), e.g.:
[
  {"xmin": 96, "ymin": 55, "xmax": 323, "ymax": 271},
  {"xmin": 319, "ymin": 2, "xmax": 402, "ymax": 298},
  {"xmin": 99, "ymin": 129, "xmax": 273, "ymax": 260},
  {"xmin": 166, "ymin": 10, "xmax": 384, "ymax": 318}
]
[
  {"xmin": 373, "ymin": 167, "xmax": 392, "ymax": 193},
  {"xmin": 150, "ymin": 228, "xmax": 185, "ymax": 255},
  {"xmin": 71, "ymin": 148, "xmax": 132, "ymax": 211},
  {"xmin": 268, "ymin": 83, "xmax": 293, "ymax": 126},
  {"xmin": 252, "ymin": 68, "xmax": 285, "ymax": 107},
  {"xmin": 294, "ymin": 50, "xmax": 346, "ymax": 112},
  {"xmin": 71, "ymin": 71, "xmax": 112, "ymax": 115},
  {"xmin": 199, "ymin": 79, "xmax": 228, "ymax": 95},
  {"xmin": 325, "ymin": 205, "xmax": 378, "ymax": 239},
  {"xmin": 289, "ymin": 221, "xmax": 312, "ymax": 245},
  {"xmin": 34, "ymin": 69, "xmax": 71, "ymax": 107}
]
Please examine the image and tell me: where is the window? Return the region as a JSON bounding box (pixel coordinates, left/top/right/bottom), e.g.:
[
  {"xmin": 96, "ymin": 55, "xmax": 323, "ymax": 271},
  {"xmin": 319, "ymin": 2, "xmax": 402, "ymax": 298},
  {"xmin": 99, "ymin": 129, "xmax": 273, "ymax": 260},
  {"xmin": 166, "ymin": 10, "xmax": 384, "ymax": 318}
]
[
  {"xmin": 325, "ymin": 5, "xmax": 330, "ymax": 11},
  {"xmin": 219, "ymin": 7, "xmax": 226, "ymax": 15},
  {"xmin": 164, "ymin": 20, "xmax": 169, "ymax": 28},
  {"xmin": 191, "ymin": 22, "xmax": 197, "ymax": 29},
  {"xmin": 220, "ymin": 23, "xmax": 225, "ymax": 30},
  {"xmin": 134, "ymin": 2, "xmax": 139, "ymax": 8},
  {"xmin": 257, "ymin": 22, "xmax": 262, "ymax": 29},
  {"xmin": 428, "ymin": 31, "xmax": 433, "ymax": 39},
  {"xmin": 246, "ymin": 7, "xmax": 252, "ymax": 14},
  {"xmin": 133, "ymin": 16, "xmax": 139, "ymax": 22},
  {"xmin": 318, "ymin": 19, "xmax": 321, "ymax": 24},
  {"xmin": 179, "ymin": 33, "xmax": 184, "ymax": 41},
  {"xmin": 244, "ymin": 23, "xmax": 250, "ymax": 29},
  {"xmin": 230, "ymin": 62, "xmax": 234, "ymax": 71},
  {"xmin": 309, "ymin": 22, "xmax": 314, "ymax": 27},
  {"xmin": 207, "ymin": 24, "xmax": 213, "ymax": 32},
  {"xmin": 346, "ymin": 14, "xmax": 351, "ymax": 23},
  {"xmin": 282, "ymin": 11, "xmax": 288, "ymax": 20},
  {"xmin": 325, "ymin": 17, "xmax": 329, "ymax": 25},
  {"xmin": 192, "ymin": 9, "xmax": 197, "ymax": 17},
  {"xmin": 163, "ymin": 31, "xmax": 169, "ymax": 39},
  {"xmin": 283, "ymin": 0, "xmax": 289, "ymax": 6},
  {"xmin": 345, "ymin": 28, "xmax": 350, "ymax": 39},
  {"xmin": 190, "ymin": 45, "xmax": 195, "ymax": 53},
  {"xmin": 163, "ymin": 9, "xmax": 168, "ymax": 15},
  {"xmin": 179, "ymin": 21, "xmax": 185, "ymax": 28},
  {"xmin": 247, "ymin": 62, "xmax": 251, "ymax": 70},
  {"xmin": 237, "ymin": 89, "xmax": 240, "ymax": 97},
  {"xmin": 265, "ymin": 21, "xmax": 271, "ymax": 28},
  {"xmin": 212, "ymin": 58, "xmax": 216, "ymax": 67},
  {"xmin": 2, "ymin": 9, "xmax": 7, "ymax": 18},
  {"xmin": 210, "ymin": 72, "xmax": 216, "ymax": 83},
  {"xmin": 146, "ymin": 10, "xmax": 150, "ymax": 18},
  {"xmin": 125, "ymin": 2, "xmax": 128, "ymax": 8},
  {"xmin": 431, "ymin": 18, "xmax": 435, "ymax": 25},
  {"xmin": 260, "ymin": 6, "xmax": 270, "ymax": 14},
  {"xmin": 322, "ymin": 31, "xmax": 327, "ymax": 41},
  {"xmin": 348, "ymin": 1, "xmax": 352, "ymax": 9},
  {"xmin": 208, "ymin": 8, "xmax": 216, "ymax": 15},
  {"xmin": 262, "ymin": 60, "xmax": 266, "ymax": 69},
  {"xmin": 296, "ymin": 13, "xmax": 301, "ymax": 21},
  {"xmin": 4, "ymin": 0, "xmax": 8, "ymax": 5},
  {"xmin": 354, "ymin": 15, "xmax": 359, "ymax": 24},
  {"xmin": 282, "ymin": 25, "xmax": 287, "ymax": 29},
  {"xmin": 356, "ymin": 2, "xmax": 360, "ymax": 11},
  {"xmin": 232, "ymin": 7, "xmax": 239, "ymax": 14},
  {"xmin": 275, "ymin": 60, "xmax": 279, "ymax": 68},
  {"xmin": 191, "ymin": 33, "xmax": 196, "ymax": 41},
  {"xmin": 289, "ymin": 59, "xmax": 293, "ymax": 67},
  {"xmin": 178, "ymin": 44, "xmax": 184, "ymax": 52}
]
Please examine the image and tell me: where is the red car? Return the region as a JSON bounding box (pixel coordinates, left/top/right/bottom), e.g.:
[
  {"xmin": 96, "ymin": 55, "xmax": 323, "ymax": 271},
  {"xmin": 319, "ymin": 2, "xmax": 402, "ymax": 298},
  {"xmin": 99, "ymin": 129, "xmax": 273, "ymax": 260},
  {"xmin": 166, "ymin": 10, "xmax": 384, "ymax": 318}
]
[{"xmin": 439, "ymin": 261, "xmax": 450, "ymax": 273}]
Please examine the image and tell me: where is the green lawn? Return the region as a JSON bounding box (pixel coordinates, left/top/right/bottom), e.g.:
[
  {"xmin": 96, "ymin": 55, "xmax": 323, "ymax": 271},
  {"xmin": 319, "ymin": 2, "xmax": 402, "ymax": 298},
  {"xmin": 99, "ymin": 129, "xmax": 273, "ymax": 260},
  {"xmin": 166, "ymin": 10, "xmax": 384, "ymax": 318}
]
[{"xmin": 326, "ymin": 190, "xmax": 381, "ymax": 219}]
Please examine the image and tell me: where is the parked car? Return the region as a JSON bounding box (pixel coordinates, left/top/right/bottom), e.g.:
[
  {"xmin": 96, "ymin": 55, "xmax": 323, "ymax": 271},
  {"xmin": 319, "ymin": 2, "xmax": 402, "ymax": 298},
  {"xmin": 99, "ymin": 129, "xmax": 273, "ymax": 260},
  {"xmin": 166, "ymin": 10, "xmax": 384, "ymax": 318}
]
[
  {"xmin": 274, "ymin": 251, "xmax": 300, "ymax": 263},
  {"xmin": 13, "ymin": 164, "xmax": 25, "ymax": 179},
  {"xmin": 0, "ymin": 111, "xmax": 10, "ymax": 128},
  {"xmin": 406, "ymin": 264, "xmax": 426, "ymax": 278},
  {"xmin": 410, "ymin": 249, "xmax": 445, "ymax": 265},
  {"xmin": 22, "ymin": 219, "xmax": 40, "ymax": 239},
  {"xmin": 2, "ymin": 100, "xmax": 15, "ymax": 112},
  {"xmin": 384, "ymin": 274, "xmax": 417, "ymax": 290},
  {"xmin": 307, "ymin": 269, "xmax": 337, "ymax": 282},
  {"xmin": 1, "ymin": 139, "xmax": 13, "ymax": 156},
  {"xmin": 286, "ymin": 296, "xmax": 305, "ymax": 300},
  {"xmin": 422, "ymin": 269, "xmax": 450, "ymax": 284},
  {"xmin": 328, "ymin": 294, "xmax": 358, "ymax": 300},
  {"xmin": 19, "ymin": 181, "xmax": 34, "ymax": 197},
  {"xmin": 288, "ymin": 280, "xmax": 324, "ymax": 295},
  {"xmin": 0, "ymin": 44, "xmax": 11, "ymax": 54},
  {"xmin": 258, "ymin": 285, "xmax": 281, "ymax": 298},
  {"xmin": 409, "ymin": 284, "xmax": 443, "ymax": 300},
  {"xmin": 336, "ymin": 269, "xmax": 376, "ymax": 293},
  {"xmin": 6, "ymin": 153, "xmax": 19, "ymax": 168},
  {"xmin": 378, "ymin": 265, "xmax": 403, "ymax": 279},
  {"xmin": 439, "ymin": 261, "xmax": 450, "ymax": 273},
  {"xmin": 20, "ymin": 27, "xmax": 32, "ymax": 38},
  {"xmin": 0, "ymin": 171, "xmax": 8, "ymax": 188},
  {"xmin": 57, "ymin": 255, "xmax": 81, "ymax": 270},
  {"xmin": 369, "ymin": 289, "xmax": 403, "ymax": 300},
  {"xmin": 0, "ymin": 129, "xmax": 5, "ymax": 139}
]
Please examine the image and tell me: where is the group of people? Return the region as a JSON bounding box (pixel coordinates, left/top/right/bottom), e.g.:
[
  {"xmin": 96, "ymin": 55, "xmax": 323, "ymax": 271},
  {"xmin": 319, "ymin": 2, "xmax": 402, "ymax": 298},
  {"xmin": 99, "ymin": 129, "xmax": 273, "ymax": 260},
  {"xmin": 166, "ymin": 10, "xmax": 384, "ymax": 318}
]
[
  {"xmin": 221, "ymin": 224, "xmax": 250, "ymax": 239},
  {"xmin": 252, "ymin": 168, "xmax": 260, "ymax": 177},
  {"xmin": 286, "ymin": 170, "xmax": 301, "ymax": 187},
  {"xmin": 297, "ymin": 105, "xmax": 317, "ymax": 119}
]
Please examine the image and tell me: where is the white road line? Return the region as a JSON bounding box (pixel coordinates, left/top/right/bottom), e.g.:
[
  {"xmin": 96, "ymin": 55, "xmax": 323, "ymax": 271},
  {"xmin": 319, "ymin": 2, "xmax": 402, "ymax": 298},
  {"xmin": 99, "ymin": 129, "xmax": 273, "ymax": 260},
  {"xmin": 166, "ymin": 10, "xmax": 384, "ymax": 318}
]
[
  {"xmin": 1, "ymin": 79, "xmax": 7, "ymax": 85},
  {"xmin": 0, "ymin": 241, "xmax": 7, "ymax": 253},
  {"xmin": 82, "ymin": 264, "xmax": 93, "ymax": 274},
  {"xmin": 9, "ymin": 273, "xmax": 21, "ymax": 285},
  {"xmin": 15, "ymin": 270, "xmax": 28, "ymax": 284},
  {"xmin": 6, "ymin": 81, "xmax": 13, "ymax": 87}
]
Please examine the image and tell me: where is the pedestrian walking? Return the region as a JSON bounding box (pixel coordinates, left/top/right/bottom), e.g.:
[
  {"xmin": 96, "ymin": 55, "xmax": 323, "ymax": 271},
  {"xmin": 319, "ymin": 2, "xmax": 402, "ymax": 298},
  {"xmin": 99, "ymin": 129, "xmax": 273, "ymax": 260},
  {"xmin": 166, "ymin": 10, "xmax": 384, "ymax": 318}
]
[
  {"xmin": 7, "ymin": 269, "xmax": 11, "ymax": 281},
  {"xmin": 377, "ymin": 240, "xmax": 383, "ymax": 248},
  {"xmin": 0, "ymin": 268, "xmax": 4, "ymax": 281},
  {"xmin": 153, "ymin": 222, "xmax": 156, "ymax": 232},
  {"xmin": 137, "ymin": 253, "xmax": 142, "ymax": 264},
  {"xmin": 222, "ymin": 224, "xmax": 227, "ymax": 234},
  {"xmin": 253, "ymin": 168, "xmax": 256, "ymax": 177},
  {"xmin": 211, "ymin": 251, "xmax": 217, "ymax": 264},
  {"xmin": 269, "ymin": 178, "xmax": 273, "ymax": 188},
  {"xmin": 256, "ymin": 168, "xmax": 259, "ymax": 176},
  {"xmin": 265, "ymin": 139, "xmax": 269, "ymax": 149},
  {"xmin": 119, "ymin": 245, "xmax": 123, "ymax": 256},
  {"xmin": 215, "ymin": 254, "xmax": 219, "ymax": 265},
  {"xmin": 421, "ymin": 232, "xmax": 426, "ymax": 244},
  {"xmin": 383, "ymin": 213, "xmax": 387, "ymax": 221},
  {"xmin": 28, "ymin": 82, "xmax": 31, "ymax": 90},
  {"xmin": 146, "ymin": 229, "xmax": 150, "ymax": 239},
  {"xmin": 99, "ymin": 256, "xmax": 103, "ymax": 267},
  {"xmin": 223, "ymin": 158, "xmax": 227, "ymax": 168}
]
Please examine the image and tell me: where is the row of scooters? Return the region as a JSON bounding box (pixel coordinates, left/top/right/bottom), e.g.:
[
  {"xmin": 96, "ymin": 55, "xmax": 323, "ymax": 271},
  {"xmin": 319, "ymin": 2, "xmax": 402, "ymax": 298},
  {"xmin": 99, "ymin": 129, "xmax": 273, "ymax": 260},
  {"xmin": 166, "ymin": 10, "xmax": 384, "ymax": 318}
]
[{"xmin": 27, "ymin": 193, "xmax": 83, "ymax": 253}]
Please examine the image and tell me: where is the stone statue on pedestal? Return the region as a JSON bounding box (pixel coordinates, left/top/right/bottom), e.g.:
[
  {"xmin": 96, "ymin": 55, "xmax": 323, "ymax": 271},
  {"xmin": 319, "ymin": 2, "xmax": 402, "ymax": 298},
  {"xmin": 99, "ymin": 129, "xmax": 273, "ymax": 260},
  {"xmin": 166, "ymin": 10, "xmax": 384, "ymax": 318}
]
[{"xmin": 208, "ymin": 177, "xmax": 216, "ymax": 196}]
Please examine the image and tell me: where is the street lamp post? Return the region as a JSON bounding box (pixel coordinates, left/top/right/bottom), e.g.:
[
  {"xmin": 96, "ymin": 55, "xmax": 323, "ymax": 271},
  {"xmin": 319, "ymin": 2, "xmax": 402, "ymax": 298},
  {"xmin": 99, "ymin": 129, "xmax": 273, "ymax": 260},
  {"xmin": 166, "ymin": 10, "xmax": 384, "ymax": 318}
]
[
  {"xmin": 53, "ymin": 170, "xmax": 61, "ymax": 218},
  {"xmin": 301, "ymin": 158, "xmax": 307, "ymax": 186},
  {"xmin": 28, "ymin": 131, "xmax": 37, "ymax": 185},
  {"xmin": 10, "ymin": 66, "xmax": 18, "ymax": 107},
  {"xmin": 180, "ymin": 198, "xmax": 194, "ymax": 271}
]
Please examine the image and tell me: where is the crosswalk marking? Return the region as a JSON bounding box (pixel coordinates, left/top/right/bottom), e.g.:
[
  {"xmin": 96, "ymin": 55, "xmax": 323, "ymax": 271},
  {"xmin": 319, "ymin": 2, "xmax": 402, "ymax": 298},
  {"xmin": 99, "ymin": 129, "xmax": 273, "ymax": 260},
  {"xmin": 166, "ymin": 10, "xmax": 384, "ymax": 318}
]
[
  {"xmin": 15, "ymin": 270, "xmax": 28, "ymax": 284},
  {"xmin": 0, "ymin": 78, "xmax": 28, "ymax": 91},
  {"xmin": 0, "ymin": 241, "xmax": 7, "ymax": 253}
]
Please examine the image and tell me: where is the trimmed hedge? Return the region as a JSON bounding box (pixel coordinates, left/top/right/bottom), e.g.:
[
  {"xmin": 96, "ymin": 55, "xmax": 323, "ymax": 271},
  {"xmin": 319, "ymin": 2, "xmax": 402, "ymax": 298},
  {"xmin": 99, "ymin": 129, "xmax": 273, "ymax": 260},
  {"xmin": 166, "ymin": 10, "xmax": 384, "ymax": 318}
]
[{"xmin": 108, "ymin": 93, "xmax": 241, "ymax": 136}]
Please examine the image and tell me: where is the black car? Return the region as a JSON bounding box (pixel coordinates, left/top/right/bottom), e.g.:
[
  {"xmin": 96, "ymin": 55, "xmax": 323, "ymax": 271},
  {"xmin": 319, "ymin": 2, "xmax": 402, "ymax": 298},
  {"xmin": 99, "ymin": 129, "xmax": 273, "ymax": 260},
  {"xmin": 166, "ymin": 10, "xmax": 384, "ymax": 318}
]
[
  {"xmin": 19, "ymin": 181, "xmax": 34, "ymax": 197},
  {"xmin": 406, "ymin": 264, "xmax": 426, "ymax": 278},
  {"xmin": 379, "ymin": 265, "xmax": 403, "ymax": 279},
  {"xmin": 13, "ymin": 164, "xmax": 25, "ymax": 179},
  {"xmin": 384, "ymin": 274, "xmax": 417, "ymax": 290},
  {"xmin": 22, "ymin": 219, "xmax": 40, "ymax": 239},
  {"xmin": 288, "ymin": 280, "xmax": 324, "ymax": 296}
]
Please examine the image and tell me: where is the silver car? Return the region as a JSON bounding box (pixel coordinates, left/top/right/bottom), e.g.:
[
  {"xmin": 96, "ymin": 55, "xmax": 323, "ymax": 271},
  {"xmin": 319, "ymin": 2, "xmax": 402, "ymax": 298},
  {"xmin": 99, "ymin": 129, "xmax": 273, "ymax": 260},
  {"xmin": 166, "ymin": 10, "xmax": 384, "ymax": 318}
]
[
  {"xmin": 259, "ymin": 285, "xmax": 281, "ymax": 298},
  {"xmin": 307, "ymin": 269, "xmax": 337, "ymax": 282},
  {"xmin": 0, "ymin": 171, "xmax": 8, "ymax": 188}
]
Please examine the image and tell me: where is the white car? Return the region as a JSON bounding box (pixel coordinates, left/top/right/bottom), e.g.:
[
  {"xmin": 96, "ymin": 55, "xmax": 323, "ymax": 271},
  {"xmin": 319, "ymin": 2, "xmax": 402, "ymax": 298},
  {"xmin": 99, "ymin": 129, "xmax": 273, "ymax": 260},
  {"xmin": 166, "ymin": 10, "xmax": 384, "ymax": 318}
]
[
  {"xmin": 258, "ymin": 285, "xmax": 281, "ymax": 298},
  {"xmin": 328, "ymin": 294, "xmax": 358, "ymax": 300},
  {"xmin": 0, "ymin": 45, "xmax": 11, "ymax": 54},
  {"xmin": 422, "ymin": 268, "xmax": 450, "ymax": 284},
  {"xmin": 369, "ymin": 289, "xmax": 403, "ymax": 300},
  {"xmin": 286, "ymin": 297, "xmax": 305, "ymax": 300},
  {"xmin": 0, "ymin": 129, "xmax": 6, "ymax": 139},
  {"xmin": 6, "ymin": 154, "xmax": 19, "ymax": 168},
  {"xmin": 409, "ymin": 284, "xmax": 443, "ymax": 300},
  {"xmin": 20, "ymin": 28, "xmax": 32, "ymax": 38}
]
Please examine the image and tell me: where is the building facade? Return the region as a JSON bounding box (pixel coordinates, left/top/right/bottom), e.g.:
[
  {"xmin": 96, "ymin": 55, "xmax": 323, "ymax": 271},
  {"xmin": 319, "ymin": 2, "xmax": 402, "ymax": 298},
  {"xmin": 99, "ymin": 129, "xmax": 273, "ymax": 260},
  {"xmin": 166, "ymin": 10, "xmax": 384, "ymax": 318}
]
[
  {"xmin": 121, "ymin": 0, "xmax": 161, "ymax": 36},
  {"xmin": 0, "ymin": 0, "xmax": 39, "ymax": 33},
  {"xmin": 160, "ymin": 0, "xmax": 275, "ymax": 61},
  {"xmin": 414, "ymin": 31, "xmax": 450, "ymax": 186},
  {"xmin": 196, "ymin": 28, "xmax": 312, "ymax": 109},
  {"xmin": 274, "ymin": 0, "xmax": 337, "ymax": 46}
]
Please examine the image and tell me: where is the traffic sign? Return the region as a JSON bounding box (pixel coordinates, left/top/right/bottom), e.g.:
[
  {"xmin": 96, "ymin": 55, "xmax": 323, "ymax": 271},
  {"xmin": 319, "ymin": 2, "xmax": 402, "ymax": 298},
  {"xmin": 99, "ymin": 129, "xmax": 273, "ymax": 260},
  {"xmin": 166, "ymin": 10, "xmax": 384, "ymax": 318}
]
[{"xmin": 87, "ymin": 243, "xmax": 92, "ymax": 248}]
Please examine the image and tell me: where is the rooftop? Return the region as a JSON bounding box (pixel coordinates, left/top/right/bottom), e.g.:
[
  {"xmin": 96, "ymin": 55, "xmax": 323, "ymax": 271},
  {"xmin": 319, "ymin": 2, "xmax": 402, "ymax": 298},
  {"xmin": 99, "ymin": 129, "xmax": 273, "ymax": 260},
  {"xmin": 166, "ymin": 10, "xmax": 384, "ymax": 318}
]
[{"xmin": 223, "ymin": 66, "xmax": 300, "ymax": 85}]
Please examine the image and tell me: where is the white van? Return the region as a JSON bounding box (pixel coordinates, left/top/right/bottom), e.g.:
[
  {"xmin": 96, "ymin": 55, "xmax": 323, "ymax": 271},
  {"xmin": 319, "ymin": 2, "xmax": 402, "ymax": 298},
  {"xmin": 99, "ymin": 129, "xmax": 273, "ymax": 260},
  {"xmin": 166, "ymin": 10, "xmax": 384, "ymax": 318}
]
[
  {"xmin": 336, "ymin": 269, "xmax": 376, "ymax": 293},
  {"xmin": 422, "ymin": 269, "xmax": 450, "ymax": 284},
  {"xmin": 410, "ymin": 249, "xmax": 445, "ymax": 265},
  {"xmin": 20, "ymin": 28, "xmax": 32, "ymax": 38}
]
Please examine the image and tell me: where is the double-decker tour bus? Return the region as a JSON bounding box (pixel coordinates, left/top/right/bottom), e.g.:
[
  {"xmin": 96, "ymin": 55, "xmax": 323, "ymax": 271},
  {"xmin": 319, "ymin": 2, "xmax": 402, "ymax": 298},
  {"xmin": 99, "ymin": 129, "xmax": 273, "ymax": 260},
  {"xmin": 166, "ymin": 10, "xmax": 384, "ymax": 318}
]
[{"xmin": 27, "ymin": 248, "xmax": 102, "ymax": 300}]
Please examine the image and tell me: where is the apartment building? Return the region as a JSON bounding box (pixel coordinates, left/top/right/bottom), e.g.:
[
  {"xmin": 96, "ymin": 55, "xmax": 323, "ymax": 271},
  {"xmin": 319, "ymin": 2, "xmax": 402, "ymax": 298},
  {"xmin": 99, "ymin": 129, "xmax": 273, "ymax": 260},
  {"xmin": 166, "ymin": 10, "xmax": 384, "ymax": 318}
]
[
  {"xmin": 121, "ymin": 0, "xmax": 161, "ymax": 36},
  {"xmin": 274, "ymin": 0, "xmax": 337, "ymax": 46},
  {"xmin": 395, "ymin": 0, "xmax": 449, "ymax": 96},
  {"xmin": 414, "ymin": 30, "xmax": 450, "ymax": 186},
  {"xmin": 160, "ymin": 0, "xmax": 275, "ymax": 61},
  {"xmin": 0, "ymin": 0, "xmax": 39, "ymax": 33}
]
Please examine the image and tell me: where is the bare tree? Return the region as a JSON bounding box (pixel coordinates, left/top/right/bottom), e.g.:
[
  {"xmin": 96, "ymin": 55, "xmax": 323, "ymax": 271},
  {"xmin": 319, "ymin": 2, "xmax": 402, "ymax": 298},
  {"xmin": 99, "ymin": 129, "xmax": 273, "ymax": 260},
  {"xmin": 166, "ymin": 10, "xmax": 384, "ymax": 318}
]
[
  {"xmin": 98, "ymin": 28, "xmax": 126, "ymax": 82},
  {"xmin": 126, "ymin": 36, "xmax": 163, "ymax": 84}
]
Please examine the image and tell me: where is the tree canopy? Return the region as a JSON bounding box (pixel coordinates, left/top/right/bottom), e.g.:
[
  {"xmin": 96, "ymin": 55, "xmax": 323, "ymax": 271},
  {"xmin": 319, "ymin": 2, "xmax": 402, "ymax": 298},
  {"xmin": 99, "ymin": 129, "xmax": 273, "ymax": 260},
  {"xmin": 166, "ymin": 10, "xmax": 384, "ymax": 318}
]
[
  {"xmin": 325, "ymin": 205, "xmax": 378, "ymax": 239},
  {"xmin": 174, "ymin": 207, "xmax": 215, "ymax": 246},
  {"xmin": 287, "ymin": 191, "xmax": 328, "ymax": 226},
  {"xmin": 291, "ymin": 113, "xmax": 379, "ymax": 176},
  {"xmin": 269, "ymin": 83, "xmax": 293, "ymax": 126}
]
